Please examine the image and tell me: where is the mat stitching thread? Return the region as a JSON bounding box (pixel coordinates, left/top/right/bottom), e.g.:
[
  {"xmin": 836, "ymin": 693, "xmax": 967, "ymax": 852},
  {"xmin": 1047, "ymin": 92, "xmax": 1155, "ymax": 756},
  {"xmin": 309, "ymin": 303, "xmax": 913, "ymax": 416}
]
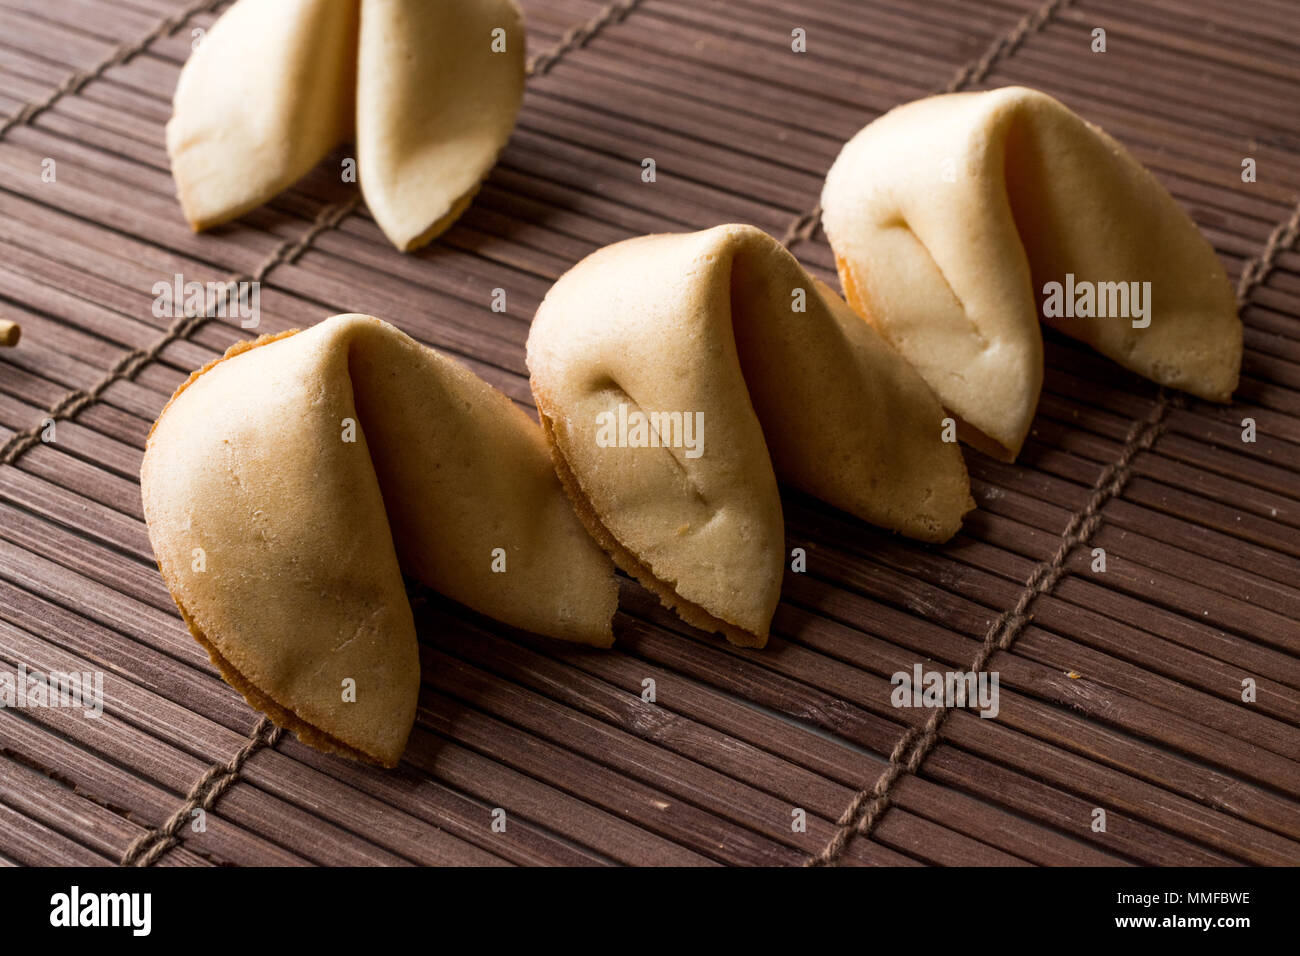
[
  {"xmin": 120, "ymin": 717, "xmax": 284, "ymax": 867},
  {"xmin": 110, "ymin": 0, "xmax": 647, "ymax": 867},
  {"xmin": 0, "ymin": 0, "xmax": 226, "ymax": 138},
  {"xmin": 940, "ymin": 0, "xmax": 1074, "ymax": 95},
  {"xmin": 0, "ymin": 195, "xmax": 360, "ymax": 466},
  {"xmin": 807, "ymin": 390, "xmax": 1174, "ymax": 866},
  {"xmin": 527, "ymin": 0, "xmax": 644, "ymax": 76},
  {"xmin": 779, "ymin": 0, "xmax": 1073, "ymax": 253},
  {"xmin": 806, "ymin": 206, "xmax": 1297, "ymax": 867},
  {"xmin": 1236, "ymin": 201, "xmax": 1300, "ymax": 301}
]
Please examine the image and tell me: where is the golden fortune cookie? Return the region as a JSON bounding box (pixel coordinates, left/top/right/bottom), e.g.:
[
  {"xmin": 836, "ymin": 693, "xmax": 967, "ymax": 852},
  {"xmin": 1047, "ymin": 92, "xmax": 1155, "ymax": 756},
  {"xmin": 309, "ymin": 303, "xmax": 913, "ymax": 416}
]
[
  {"xmin": 167, "ymin": 0, "xmax": 525, "ymax": 251},
  {"xmin": 527, "ymin": 224, "xmax": 973, "ymax": 649},
  {"xmin": 821, "ymin": 86, "xmax": 1243, "ymax": 461},
  {"xmin": 142, "ymin": 314, "xmax": 617, "ymax": 766}
]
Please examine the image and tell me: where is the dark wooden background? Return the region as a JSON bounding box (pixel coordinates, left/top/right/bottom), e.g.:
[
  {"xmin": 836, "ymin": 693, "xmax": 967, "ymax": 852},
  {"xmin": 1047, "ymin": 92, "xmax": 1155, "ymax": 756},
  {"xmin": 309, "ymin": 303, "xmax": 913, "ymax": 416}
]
[{"xmin": 0, "ymin": 0, "xmax": 1297, "ymax": 865}]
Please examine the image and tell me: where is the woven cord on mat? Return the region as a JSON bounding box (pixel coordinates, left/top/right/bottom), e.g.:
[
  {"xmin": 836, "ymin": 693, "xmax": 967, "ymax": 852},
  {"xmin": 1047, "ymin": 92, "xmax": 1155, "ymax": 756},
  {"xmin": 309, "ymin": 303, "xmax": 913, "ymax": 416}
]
[
  {"xmin": 805, "ymin": 199, "xmax": 1300, "ymax": 867},
  {"xmin": 110, "ymin": 0, "xmax": 645, "ymax": 867},
  {"xmin": 120, "ymin": 718, "xmax": 284, "ymax": 867},
  {"xmin": 779, "ymin": 0, "xmax": 1076, "ymax": 253},
  {"xmin": 0, "ymin": 195, "xmax": 360, "ymax": 466},
  {"xmin": 0, "ymin": 0, "xmax": 228, "ymax": 138},
  {"xmin": 527, "ymin": 0, "xmax": 643, "ymax": 75}
]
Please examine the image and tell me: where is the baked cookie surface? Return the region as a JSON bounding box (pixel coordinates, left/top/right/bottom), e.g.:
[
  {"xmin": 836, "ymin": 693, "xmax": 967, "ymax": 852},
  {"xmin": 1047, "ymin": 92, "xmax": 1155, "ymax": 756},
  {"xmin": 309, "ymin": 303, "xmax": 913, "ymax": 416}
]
[
  {"xmin": 142, "ymin": 314, "xmax": 617, "ymax": 766},
  {"xmin": 822, "ymin": 86, "xmax": 1242, "ymax": 460},
  {"xmin": 167, "ymin": 0, "xmax": 525, "ymax": 251},
  {"xmin": 528, "ymin": 224, "xmax": 972, "ymax": 647}
]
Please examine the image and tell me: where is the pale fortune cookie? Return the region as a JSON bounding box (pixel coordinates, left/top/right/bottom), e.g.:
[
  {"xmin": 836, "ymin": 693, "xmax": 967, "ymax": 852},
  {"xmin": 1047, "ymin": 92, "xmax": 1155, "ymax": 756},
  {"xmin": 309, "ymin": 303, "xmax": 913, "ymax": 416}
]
[
  {"xmin": 142, "ymin": 314, "xmax": 617, "ymax": 767},
  {"xmin": 821, "ymin": 86, "xmax": 1243, "ymax": 461},
  {"xmin": 167, "ymin": 0, "xmax": 524, "ymax": 252},
  {"xmin": 527, "ymin": 225, "xmax": 972, "ymax": 649}
]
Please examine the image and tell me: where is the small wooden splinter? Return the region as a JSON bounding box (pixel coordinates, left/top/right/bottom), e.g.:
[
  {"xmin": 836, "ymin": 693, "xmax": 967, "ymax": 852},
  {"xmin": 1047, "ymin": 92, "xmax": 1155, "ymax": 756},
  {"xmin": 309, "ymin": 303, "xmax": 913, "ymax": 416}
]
[{"xmin": 0, "ymin": 320, "xmax": 20, "ymax": 347}]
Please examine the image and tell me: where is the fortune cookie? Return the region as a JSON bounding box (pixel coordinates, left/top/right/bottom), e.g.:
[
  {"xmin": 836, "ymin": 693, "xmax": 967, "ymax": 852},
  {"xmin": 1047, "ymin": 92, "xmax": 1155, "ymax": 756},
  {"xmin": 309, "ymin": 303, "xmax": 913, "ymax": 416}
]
[
  {"xmin": 167, "ymin": 0, "xmax": 525, "ymax": 251},
  {"xmin": 527, "ymin": 224, "xmax": 972, "ymax": 649},
  {"xmin": 142, "ymin": 314, "xmax": 617, "ymax": 766},
  {"xmin": 822, "ymin": 86, "xmax": 1243, "ymax": 461}
]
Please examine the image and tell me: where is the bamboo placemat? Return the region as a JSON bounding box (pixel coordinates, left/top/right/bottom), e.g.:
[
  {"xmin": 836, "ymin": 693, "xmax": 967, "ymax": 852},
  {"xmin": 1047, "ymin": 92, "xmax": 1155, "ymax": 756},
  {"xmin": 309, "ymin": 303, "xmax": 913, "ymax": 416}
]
[{"xmin": 0, "ymin": 0, "xmax": 1297, "ymax": 867}]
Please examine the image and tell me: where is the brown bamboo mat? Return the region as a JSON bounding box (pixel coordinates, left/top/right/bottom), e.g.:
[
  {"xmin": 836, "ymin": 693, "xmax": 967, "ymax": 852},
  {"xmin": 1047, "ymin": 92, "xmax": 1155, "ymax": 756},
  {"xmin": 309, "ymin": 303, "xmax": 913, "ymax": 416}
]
[{"xmin": 0, "ymin": 0, "xmax": 1297, "ymax": 868}]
